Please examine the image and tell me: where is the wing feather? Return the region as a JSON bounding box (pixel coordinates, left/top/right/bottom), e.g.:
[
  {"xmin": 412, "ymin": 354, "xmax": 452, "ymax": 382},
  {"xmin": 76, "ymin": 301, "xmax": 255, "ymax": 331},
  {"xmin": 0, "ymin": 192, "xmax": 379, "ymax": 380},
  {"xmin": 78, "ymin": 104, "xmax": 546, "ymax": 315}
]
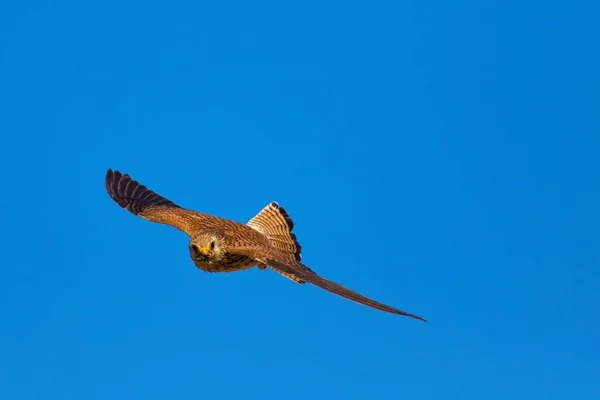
[
  {"xmin": 231, "ymin": 246, "xmax": 427, "ymax": 321},
  {"xmin": 105, "ymin": 169, "xmax": 214, "ymax": 235}
]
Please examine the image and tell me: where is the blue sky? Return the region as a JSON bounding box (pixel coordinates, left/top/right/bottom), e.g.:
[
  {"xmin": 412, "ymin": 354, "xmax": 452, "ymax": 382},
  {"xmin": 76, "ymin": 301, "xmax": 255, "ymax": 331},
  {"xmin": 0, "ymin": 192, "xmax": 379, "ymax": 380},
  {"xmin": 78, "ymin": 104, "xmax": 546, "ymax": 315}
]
[{"xmin": 1, "ymin": 0, "xmax": 599, "ymax": 398}]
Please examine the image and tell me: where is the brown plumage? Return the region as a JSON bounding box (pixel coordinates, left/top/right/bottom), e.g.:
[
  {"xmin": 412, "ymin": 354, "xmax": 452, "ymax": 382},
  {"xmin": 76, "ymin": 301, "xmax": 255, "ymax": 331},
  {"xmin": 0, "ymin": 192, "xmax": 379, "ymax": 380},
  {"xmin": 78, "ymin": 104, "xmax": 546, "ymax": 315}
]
[{"xmin": 105, "ymin": 169, "xmax": 427, "ymax": 322}]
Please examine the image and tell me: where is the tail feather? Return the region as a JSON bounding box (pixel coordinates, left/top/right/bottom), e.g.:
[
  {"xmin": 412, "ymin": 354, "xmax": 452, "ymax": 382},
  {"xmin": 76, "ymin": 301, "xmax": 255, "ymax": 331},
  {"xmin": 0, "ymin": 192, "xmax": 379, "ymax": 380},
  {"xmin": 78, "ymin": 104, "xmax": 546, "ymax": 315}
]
[{"xmin": 247, "ymin": 202, "xmax": 302, "ymax": 262}]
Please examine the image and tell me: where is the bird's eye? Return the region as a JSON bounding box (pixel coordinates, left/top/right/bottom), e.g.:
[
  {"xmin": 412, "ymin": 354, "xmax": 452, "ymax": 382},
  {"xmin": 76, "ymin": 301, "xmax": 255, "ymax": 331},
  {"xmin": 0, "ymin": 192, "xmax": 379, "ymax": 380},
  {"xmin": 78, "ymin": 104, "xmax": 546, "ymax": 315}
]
[
  {"xmin": 190, "ymin": 244, "xmax": 200, "ymax": 257},
  {"xmin": 210, "ymin": 240, "xmax": 215, "ymax": 250}
]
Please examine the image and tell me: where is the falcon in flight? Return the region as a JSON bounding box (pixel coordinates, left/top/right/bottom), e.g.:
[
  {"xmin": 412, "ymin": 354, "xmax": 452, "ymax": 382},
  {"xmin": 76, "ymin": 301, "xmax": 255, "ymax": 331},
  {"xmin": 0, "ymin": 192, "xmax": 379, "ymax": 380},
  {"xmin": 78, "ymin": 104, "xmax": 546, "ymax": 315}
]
[{"xmin": 105, "ymin": 169, "xmax": 426, "ymax": 321}]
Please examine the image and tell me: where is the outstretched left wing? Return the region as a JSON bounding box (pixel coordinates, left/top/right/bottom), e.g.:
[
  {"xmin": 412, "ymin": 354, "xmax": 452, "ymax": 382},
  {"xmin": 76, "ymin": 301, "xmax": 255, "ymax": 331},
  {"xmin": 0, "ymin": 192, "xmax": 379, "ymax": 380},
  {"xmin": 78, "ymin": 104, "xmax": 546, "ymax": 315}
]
[{"xmin": 105, "ymin": 169, "xmax": 218, "ymax": 236}]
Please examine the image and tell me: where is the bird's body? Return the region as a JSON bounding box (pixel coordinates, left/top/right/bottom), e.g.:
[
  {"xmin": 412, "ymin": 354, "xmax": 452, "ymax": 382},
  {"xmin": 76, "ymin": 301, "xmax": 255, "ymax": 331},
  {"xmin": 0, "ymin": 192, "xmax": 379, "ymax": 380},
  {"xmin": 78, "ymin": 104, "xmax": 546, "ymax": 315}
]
[
  {"xmin": 105, "ymin": 169, "xmax": 426, "ymax": 321},
  {"xmin": 188, "ymin": 229, "xmax": 262, "ymax": 273}
]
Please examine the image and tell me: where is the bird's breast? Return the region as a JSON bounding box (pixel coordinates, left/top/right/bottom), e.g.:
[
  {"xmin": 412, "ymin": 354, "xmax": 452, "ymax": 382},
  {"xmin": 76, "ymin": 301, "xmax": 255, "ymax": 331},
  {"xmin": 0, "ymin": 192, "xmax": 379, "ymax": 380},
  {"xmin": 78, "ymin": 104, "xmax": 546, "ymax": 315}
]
[{"xmin": 193, "ymin": 253, "xmax": 256, "ymax": 273}]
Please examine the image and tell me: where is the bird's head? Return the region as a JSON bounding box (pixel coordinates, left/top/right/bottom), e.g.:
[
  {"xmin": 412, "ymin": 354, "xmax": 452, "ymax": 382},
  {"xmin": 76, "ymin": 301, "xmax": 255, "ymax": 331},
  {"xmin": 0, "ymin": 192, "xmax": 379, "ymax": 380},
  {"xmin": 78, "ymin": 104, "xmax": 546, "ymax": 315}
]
[{"xmin": 189, "ymin": 232, "xmax": 226, "ymax": 264}]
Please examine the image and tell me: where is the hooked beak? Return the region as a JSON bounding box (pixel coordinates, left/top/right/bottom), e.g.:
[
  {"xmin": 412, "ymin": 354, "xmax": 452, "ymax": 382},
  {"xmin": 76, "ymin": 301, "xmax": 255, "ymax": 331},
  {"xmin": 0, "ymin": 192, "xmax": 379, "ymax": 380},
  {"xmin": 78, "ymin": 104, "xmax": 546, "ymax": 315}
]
[{"xmin": 199, "ymin": 246, "xmax": 211, "ymax": 259}]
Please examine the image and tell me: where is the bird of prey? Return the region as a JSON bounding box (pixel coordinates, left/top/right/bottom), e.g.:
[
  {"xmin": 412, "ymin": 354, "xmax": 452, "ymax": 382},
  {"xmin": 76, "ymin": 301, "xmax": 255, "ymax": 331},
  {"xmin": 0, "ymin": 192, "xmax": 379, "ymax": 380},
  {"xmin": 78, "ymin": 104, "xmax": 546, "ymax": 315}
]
[{"xmin": 105, "ymin": 169, "xmax": 426, "ymax": 321}]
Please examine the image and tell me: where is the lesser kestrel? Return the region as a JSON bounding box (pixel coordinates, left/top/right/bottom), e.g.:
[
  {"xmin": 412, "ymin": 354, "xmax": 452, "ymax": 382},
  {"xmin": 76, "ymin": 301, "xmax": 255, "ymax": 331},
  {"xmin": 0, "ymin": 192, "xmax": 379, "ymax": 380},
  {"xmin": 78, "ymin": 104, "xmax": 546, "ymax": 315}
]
[{"xmin": 105, "ymin": 169, "xmax": 426, "ymax": 321}]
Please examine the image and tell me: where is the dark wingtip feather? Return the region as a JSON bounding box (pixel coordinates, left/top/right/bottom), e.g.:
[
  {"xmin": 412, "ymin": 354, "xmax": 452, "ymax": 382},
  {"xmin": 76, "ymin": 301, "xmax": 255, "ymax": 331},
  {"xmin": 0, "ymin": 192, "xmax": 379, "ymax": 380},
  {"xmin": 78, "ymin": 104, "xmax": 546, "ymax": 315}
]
[{"xmin": 105, "ymin": 169, "xmax": 179, "ymax": 216}]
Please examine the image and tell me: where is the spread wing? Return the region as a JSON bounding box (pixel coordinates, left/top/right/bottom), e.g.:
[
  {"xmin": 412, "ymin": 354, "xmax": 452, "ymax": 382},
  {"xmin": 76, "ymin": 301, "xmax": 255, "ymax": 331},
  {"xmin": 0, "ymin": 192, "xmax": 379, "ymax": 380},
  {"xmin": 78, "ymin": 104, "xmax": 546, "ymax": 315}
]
[
  {"xmin": 105, "ymin": 169, "xmax": 218, "ymax": 236},
  {"xmin": 231, "ymin": 247, "xmax": 427, "ymax": 321}
]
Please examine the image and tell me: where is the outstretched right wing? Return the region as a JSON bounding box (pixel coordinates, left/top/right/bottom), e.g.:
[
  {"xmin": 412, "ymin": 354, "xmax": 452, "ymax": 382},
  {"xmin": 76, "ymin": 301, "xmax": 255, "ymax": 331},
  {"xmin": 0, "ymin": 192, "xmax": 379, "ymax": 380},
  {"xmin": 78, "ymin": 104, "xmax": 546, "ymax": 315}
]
[
  {"xmin": 229, "ymin": 246, "xmax": 428, "ymax": 321},
  {"xmin": 269, "ymin": 258, "xmax": 427, "ymax": 321},
  {"xmin": 105, "ymin": 169, "xmax": 214, "ymax": 236}
]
